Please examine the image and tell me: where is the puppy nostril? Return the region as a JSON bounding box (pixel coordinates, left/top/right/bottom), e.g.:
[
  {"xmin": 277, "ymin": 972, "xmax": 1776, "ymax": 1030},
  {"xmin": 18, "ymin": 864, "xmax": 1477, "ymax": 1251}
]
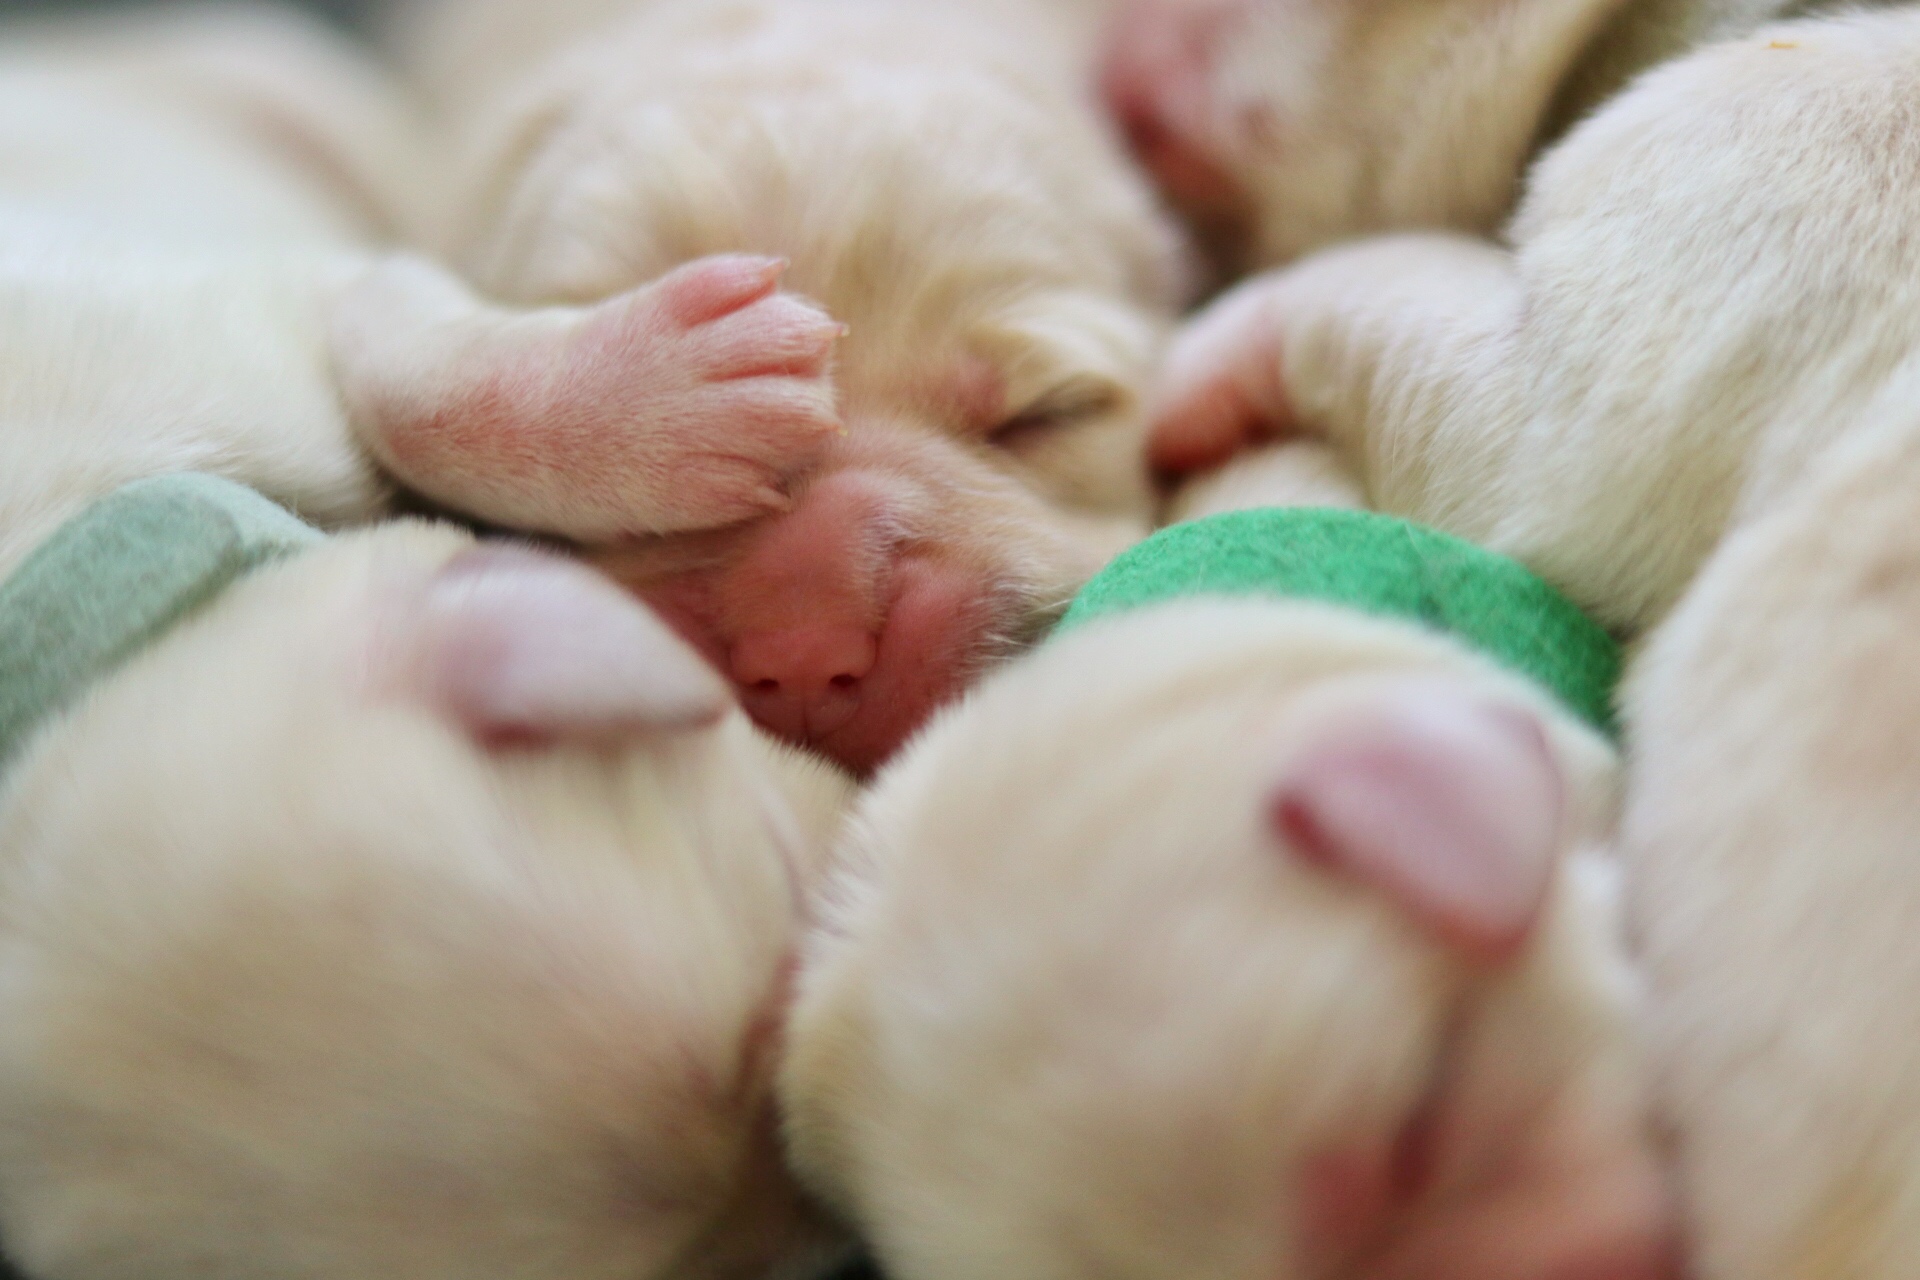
[
  {"xmin": 753, "ymin": 678, "xmax": 781, "ymax": 695},
  {"xmin": 829, "ymin": 673, "xmax": 859, "ymax": 691}
]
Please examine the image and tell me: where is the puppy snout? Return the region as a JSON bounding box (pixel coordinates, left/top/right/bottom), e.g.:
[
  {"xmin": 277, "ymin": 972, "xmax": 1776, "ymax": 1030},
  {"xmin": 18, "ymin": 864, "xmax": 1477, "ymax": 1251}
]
[{"xmin": 729, "ymin": 626, "xmax": 879, "ymax": 741}]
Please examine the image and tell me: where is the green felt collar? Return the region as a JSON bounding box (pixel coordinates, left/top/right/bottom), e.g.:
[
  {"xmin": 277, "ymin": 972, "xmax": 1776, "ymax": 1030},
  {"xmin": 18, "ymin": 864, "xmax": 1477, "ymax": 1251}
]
[
  {"xmin": 1057, "ymin": 508, "xmax": 1620, "ymax": 737},
  {"xmin": 0, "ymin": 474, "xmax": 323, "ymax": 777}
]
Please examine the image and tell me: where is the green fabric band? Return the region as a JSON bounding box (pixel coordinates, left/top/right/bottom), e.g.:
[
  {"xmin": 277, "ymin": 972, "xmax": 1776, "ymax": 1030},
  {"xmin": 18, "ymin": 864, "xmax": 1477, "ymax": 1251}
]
[
  {"xmin": 0, "ymin": 474, "xmax": 324, "ymax": 776},
  {"xmin": 1057, "ymin": 508, "xmax": 1621, "ymax": 737}
]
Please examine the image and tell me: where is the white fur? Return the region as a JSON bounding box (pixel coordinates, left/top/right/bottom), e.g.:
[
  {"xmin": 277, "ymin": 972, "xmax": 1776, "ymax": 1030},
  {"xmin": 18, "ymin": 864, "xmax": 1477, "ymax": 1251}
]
[
  {"xmin": 1152, "ymin": 13, "xmax": 1920, "ymax": 1272},
  {"xmin": 0, "ymin": 5, "xmax": 845, "ymax": 567},
  {"xmin": 396, "ymin": 0, "xmax": 1192, "ymax": 772},
  {"xmin": 1165, "ymin": 440, "xmax": 1365, "ymax": 523},
  {"xmin": 1618, "ymin": 357, "xmax": 1920, "ymax": 1278},
  {"xmin": 0, "ymin": 524, "xmax": 854, "ymax": 1279},
  {"xmin": 0, "ymin": 13, "xmax": 863, "ymax": 1276},
  {"xmin": 1100, "ymin": 0, "xmax": 1819, "ymax": 270},
  {"xmin": 1155, "ymin": 13, "xmax": 1920, "ymax": 631},
  {"xmin": 781, "ymin": 600, "xmax": 1671, "ymax": 1279}
]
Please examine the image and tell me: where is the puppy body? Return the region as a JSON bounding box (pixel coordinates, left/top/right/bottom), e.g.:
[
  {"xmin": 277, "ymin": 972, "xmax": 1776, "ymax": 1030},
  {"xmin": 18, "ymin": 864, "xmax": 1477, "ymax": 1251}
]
[
  {"xmin": 1153, "ymin": 13, "xmax": 1920, "ymax": 633},
  {"xmin": 0, "ymin": 7, "xmax": 407, "ymax": 576},
  {"xmin": 1616, "ymin": 358, "xmax": 1920, "ymax": 1279},
  {"xmin": 0, "ymin": 524, "xmax": 854, "ymax": 1280},
  {"xmin": 1100, "ymin": 0, "xmax": 1840, "ymax": 270},
  {"xmin": 782, "ymin": 600, "xmax": 1671, "ymax": 1280},
  {"xmin": 0, "ymin": 6, "xmax": 844, "ymax": 572},
  {"xmin": 0, "ymin": 15, "xmax": 861, "ymax": 1277},
  {"xmin": 399, "ymin": 0, "xmax": 1192, "ymax": 772},
  {"xmin": 1151, "ymin": 15, "xmax": 1920, "ymax": 1272}
]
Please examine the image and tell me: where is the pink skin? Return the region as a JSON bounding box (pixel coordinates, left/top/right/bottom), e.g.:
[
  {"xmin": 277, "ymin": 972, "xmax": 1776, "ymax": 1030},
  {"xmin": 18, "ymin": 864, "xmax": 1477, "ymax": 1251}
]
[
  {"xmin": 1302, "ymin": 1105, "xmax": 1680, "ymax": 1280},
  {"xmin": 1270, "ymin": 685, "xmax": 1564, "ymax": 964},
  {"xmin": 1147, "ymin": 273, "xmax": 1293, "ymax": 474},
  {"xmin": 355, "ymin": 253, "xmax": 846, "ymax": 540},
  {"xmin": 596, "ymin": 451, "xmax": 1011, "ymax": 777},
  {"xmin": 411, "ymin": 544, "xmax": 734, "ymax": 747},
  {"xmin": 354, "ymin": 256, "xmax": 1059, "ymax": 775},
  {"xmin": 1272, "ymin": 684, "xmax": 1680, "ymax": 1280},
  {"xmin": 1101, "ymin": 0, "xmax": 1260, "ymax": 264}
]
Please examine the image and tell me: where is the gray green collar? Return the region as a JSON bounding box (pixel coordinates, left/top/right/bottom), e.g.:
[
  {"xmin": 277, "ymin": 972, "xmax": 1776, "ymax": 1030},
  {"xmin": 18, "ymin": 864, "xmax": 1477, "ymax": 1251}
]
[{"xmin": 0, "ymin": 474, "xmax": 322, "ymax": 776}]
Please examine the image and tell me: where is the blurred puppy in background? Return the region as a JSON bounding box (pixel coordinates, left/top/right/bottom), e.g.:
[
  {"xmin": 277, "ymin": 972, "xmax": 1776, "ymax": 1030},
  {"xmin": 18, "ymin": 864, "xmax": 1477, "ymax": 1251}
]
[
  {"xmin": 0, "ymin": 0, "xmax": 847, "ymax": 580},
  {"xmin": 1098, "ymin": 0, "xmax": 1838, "ymax": 274}
]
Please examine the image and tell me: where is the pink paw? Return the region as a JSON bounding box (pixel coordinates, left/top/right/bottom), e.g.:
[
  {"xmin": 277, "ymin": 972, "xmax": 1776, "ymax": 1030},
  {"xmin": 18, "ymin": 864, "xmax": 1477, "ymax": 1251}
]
[
  {"xmin": 1149, "ymin": 274, "xmax": 1295, "ymax": 475},
  {"xmin": 556, "ymin": 254, "xmax": 846, "ymax": 537}
]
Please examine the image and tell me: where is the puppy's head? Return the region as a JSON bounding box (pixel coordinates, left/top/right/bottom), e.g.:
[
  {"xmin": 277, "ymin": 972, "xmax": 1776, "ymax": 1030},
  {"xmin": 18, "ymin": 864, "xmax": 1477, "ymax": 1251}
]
[
  {"xmin": 0, "ymin": 528, "xmax": 851, "ymax": 1280},
  {"xmin": 782, "ymin": 600, "xmax": 1676, "ymax": 1280},
  {"xmin": 1098, "ymin": 0, "xmax": 1622, "ymax": 271},
  {"xmin": 454, "ymin": 0, "xmax": 1193, "ymax": 773}
]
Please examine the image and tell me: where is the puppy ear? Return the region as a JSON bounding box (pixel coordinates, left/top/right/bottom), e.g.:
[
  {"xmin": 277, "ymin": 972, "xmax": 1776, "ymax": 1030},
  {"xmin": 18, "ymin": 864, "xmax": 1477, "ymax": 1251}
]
[
  {"xmin": 411, "ymin": 544, "xmax": 732, "ymax": 746},
  {"xmin": 1267, "ymin": 678, "xmax": 1565, "ymax": 961}
]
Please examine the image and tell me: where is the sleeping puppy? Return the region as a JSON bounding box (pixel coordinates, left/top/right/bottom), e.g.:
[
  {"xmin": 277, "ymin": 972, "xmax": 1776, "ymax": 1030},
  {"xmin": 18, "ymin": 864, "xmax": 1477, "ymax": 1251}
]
[
  {"xmin": 0, "ymin": 13, "xmax": 859, "ymax": 1277},
  {"xmin": 780, "ymin": 598, "xmax": 1673, "ymax": 1280},
  {"xmin": 397, "ymin": 0, "xmax": 1193, "ymax": 773},
  {"xmin": 1146, "ymin": 12, "xmax": 1920, "ymax": 1273},
  {"xmin": 0, "ymin": 3, "xmax": 843, "ymax": 574},
  {"xmin": 1618, "ymin": 358, "xmax": 1920, "ymax": 1280},
  {"xmin": 0, "ymin": 521, "xmax": 853, "ymax": 1280},
  {"xmin": 1097, "ymin": 0, "xmax": 1845, "ymax": 272}
]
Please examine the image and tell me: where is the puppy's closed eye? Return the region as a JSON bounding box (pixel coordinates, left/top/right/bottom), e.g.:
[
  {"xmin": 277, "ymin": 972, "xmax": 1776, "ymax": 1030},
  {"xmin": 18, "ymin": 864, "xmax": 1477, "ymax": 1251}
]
[{"xmin": 989, "ymin": 377, "xmax": 1124, "ymax": 450}]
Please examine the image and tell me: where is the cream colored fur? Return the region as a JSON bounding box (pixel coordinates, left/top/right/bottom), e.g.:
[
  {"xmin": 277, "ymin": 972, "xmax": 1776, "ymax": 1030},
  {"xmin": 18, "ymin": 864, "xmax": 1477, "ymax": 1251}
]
[
  {"xmin": 1165, "ymin": 439, "xmax": 1365, "ymax": 523},
  {"xmin": 395, "ymin": 0, "xmax": 1191, "ymax": 770},
  {"xmin": 1103, "ymin": 0, "xmax": 1831, "ymax": 270},
  {"xmin": 0, "ymin": 6, "xmax": 408, "ymax": 576},
  {"xmin": 1617, "ymin": 359, "xmax": 1920, "ymax": 1278},
  {"xmin": 1154, "ymin": 13, "xmax": 1920, "ymax": 1273},
  {"xmin": 0, "ymin": 13, "xmax": 864, "ymax": 1276},
  {"xmin": 0, "ymin": 524, "xmax": 854, "ymax": 1280},
  {"xmin": 1157, "ymin": 13, "xmax": 1920, "ymax": 633},
  {"xmin": 781, "ymin": 600, "xmax": 1669, "ymax": 1280},
  {"xmin": 0, "ymin": 5, "xmax": 845, "ymax": 565}
]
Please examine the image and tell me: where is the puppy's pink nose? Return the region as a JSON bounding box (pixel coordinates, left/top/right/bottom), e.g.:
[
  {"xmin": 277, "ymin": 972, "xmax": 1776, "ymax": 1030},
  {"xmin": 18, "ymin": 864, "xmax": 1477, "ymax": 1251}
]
[{"xmin": 729, "ymin": 627, "xmax": 879, "ymax": 742}]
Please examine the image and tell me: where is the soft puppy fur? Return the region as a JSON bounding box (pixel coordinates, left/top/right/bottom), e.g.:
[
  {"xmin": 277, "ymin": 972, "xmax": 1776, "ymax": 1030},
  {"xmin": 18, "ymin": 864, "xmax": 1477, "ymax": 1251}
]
[
  {"xmin": 0, "ymin": 527, "xmax": 853, "ymax": 1280},
  {"xmin": 781, "ymin": 599, "xmax": 1671, "ymax": 1280},
  {"xmin": 1147, "ymin": 12, "xmax": 1920, "ymax": 1273},
  {"xmin": 1097, "ymin": 0, "xmax": 1837, "ymax": 272},
  {"xmin": 398, "ymin": 0, "xmax": 1194, "ymax": 773},
  {"xmin": 0, "ymin": 12, "xmax": 861, "ymax": 1277},
  {"xmin": 0, "ymin": 3, "xmax": 845, "ymax": 575}
]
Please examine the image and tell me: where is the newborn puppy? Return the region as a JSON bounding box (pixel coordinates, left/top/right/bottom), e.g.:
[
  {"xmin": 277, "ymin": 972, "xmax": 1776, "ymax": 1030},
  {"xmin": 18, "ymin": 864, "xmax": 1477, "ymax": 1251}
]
[
  {"xmin": 1098, "ymin": 0, "xmax": 1832, "ymax": 271},
  {"xmin": 0, "ymin": 4, "xmax": 841, "ymax": 570},
  {"xmin": 1149, "ymin": 12, "xmax": 1920, "ymax": 633},
  {"xmin": 399, "ymin": 0, "xmax": 1192, "ymax": 773},
  {"xmin": 1617, "ymin": 359, "xmax": 1920, "ymax": 1280},
  {"xmin": 0, "ymin": 519, "xmax": 853, "ymax": 1280},
  {"xmin": 781, "ymin": 598, "xmax": 1671, "ymax": 1280},
  {"xmin": 0, "ymin": 15, "xmax": 861, "ymax": 1276},
  {"xmin": 1146, "ymin": 13, "xmax": 1920, "ymax": 1272}
]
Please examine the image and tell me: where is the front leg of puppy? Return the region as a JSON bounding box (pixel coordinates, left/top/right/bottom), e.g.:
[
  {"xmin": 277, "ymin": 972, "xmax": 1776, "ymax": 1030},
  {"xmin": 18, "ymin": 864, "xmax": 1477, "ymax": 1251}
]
[
  {"xmin": 331, "ymin": 253, "xmax": 845, "ymax": 540},
  {"xmin": 1149, "ymin": 234, "xmax": 1528, "ymax": 541}
]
